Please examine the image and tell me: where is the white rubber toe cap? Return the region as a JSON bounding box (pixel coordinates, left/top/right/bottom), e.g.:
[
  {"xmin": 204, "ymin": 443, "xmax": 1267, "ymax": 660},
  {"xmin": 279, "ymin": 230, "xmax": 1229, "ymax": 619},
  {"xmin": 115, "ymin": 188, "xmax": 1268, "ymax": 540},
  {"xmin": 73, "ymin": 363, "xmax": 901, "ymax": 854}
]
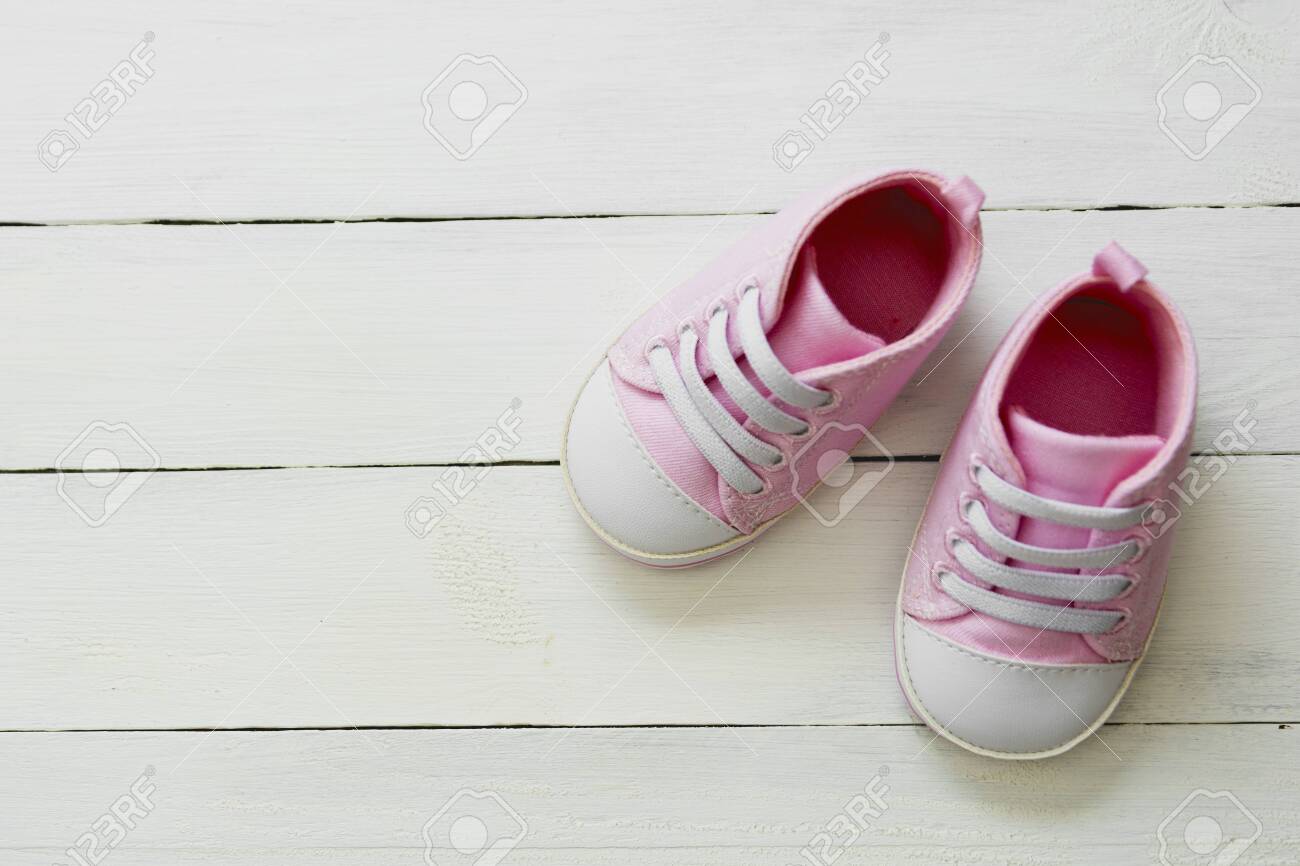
[
  {"xmin": 563, "ymin": 361, "xmax": 740, "ymax": 562},
  {"xmin": 897, "ymin": 615, "xmax": 1134, "ymax": 758}
]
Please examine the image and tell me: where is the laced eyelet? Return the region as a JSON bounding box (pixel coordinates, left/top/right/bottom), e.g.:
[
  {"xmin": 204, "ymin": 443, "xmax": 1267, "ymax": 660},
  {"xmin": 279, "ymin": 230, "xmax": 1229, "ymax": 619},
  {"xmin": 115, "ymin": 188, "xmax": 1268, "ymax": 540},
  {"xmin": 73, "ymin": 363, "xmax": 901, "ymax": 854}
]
[
  {"xmin": 760, "ymin": 451, "xmax": 787, "ymax": 472},
  {"xmin": 741, "ymin": 478, "xmax": 770, "ymax": 498},
  {"xmin": 1100, "ymin": 608, "xmax": 1132, "ymax": 635},
  {"xmin": 932, "ymin": 567, "xmax": 971, "ymax": 608},
  {"xmin": 705, "ymin": 300, "xmax": 728, "ymax": 321},
  {"xmin": 789, "ymin": 422, "xmax": 813, "ymax": 440},
  {"xmin": 944, "ymin": 530, "xmax": 965, "ymax": 556},
  {"xmin": 966, "ymin": 457, "xmax": 987, "ymax": 488},
  {"xmin": 1125, "ymin": 536, "xmax": 1150, "ymax": 564},
  {"xmin": 643, "ymin": 336, "xmax": 669, "ymax": 359},
  {"xmin": 677, "ymin": 320, "xmax": 695, "ymax": 337},
  {"xmin": 739, "ymin": 278, "xmax": 760, "ymax": 299},
  {"xmin": 1112, "ymin": 574, "xmax": 1139, "ymax": 600},
  {"xmin": 957, "ymin": 494, "xmax": 979, "ymax": 525},
  {"xmin": 814, "ymin": 387, "xmax": 841, "ymax": 414}
]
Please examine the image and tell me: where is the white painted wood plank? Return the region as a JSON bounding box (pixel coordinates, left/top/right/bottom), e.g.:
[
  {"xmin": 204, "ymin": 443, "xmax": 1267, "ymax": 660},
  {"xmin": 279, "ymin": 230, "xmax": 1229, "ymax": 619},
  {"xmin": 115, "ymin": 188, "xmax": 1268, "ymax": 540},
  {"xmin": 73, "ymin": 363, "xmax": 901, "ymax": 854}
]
[
  {"xmin": 3, "ymin": 725, "xmax": 1297, "ymax": 864},
  {"xmin": 0, "ymin": 206, "xmax": 1293, "ymax": 468},
  {"xmin": 2, "ymin": 458, "xmax": 1294, "ymax": 729},
  {"xmin": 3, "ymin": 1, "xmax": 1297, "ymax": 222}
]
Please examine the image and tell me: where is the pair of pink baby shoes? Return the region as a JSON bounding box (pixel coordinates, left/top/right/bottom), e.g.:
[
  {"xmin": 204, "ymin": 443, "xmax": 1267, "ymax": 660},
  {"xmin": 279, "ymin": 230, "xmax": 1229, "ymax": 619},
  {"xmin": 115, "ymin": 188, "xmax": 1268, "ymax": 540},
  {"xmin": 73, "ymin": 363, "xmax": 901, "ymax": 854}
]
[{"xmin": 561, "ymin": 170, "xmax": 1197, "ymax": 759}]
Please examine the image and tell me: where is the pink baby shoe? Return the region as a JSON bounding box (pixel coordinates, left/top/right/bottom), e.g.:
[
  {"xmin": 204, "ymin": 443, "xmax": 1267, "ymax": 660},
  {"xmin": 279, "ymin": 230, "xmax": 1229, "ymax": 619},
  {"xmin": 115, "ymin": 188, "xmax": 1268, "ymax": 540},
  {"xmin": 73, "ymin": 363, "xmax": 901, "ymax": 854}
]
[
  {"xmin": 895, "ymin": 242, "xmax": 1197, "ymax": 758},
  {"xmin": 563, "ymin": 169, "xmax": 985, "ymax": 565}
]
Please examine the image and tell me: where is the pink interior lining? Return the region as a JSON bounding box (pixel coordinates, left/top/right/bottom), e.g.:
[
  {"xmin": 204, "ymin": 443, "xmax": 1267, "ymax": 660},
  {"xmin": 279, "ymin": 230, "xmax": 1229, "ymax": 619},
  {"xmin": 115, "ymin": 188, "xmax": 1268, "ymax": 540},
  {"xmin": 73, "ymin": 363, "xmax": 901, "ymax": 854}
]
[
  {"xmin": 1000, "ymin": 283, "xmax": 1169, "ymax": 439},
  {"xmin": 807, "ymin": 183, "xmax": 954, "ymax": 345}
]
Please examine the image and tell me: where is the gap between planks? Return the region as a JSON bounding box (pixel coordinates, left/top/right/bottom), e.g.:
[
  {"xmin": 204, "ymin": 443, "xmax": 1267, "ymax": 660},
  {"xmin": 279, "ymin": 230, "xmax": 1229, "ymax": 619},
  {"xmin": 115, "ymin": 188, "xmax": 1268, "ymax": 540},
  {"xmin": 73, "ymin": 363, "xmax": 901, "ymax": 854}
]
[
  {"xmin": 1, "ymin": 200, "xmax": 1298, "ymax": 229},
  {"xmin": 1, "ymin": 721, "xmax": 1294, "ymax": 735},
  {"xmin": 6, "ymin": 451, "xmax": 1294, "ymax": 475}
]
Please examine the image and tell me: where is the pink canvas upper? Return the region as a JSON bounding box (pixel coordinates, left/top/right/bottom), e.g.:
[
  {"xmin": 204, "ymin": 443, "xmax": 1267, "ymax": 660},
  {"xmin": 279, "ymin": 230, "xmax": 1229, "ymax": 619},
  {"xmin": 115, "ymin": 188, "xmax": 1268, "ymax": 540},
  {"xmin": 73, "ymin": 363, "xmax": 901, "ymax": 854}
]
[
  {"xmin": 900, "ymin": 243, "xmax": 1198, "ymax": 663},
  {"xmin": 606, "ymin": 169, "xmax": 985, "ymax": 534}
]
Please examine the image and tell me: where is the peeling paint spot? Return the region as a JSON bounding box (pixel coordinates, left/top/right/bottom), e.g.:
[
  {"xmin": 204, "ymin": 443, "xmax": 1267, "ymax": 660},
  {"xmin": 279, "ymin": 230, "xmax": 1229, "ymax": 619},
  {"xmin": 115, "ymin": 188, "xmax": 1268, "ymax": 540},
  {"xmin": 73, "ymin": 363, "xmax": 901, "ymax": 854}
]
[{"xmin": 431, "ymin": 514, "xmax": 542, "ymax": 645}]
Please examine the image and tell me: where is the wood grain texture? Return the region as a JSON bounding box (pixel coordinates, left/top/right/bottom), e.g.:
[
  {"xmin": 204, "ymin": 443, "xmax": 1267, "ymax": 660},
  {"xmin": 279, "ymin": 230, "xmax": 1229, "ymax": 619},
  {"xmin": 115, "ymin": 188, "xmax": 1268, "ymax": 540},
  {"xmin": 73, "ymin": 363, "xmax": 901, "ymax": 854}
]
[
  {"xmin": 3, "ymin": 725, "xmax": 1297, "ymax": 864},
  {"xmin": 3, "ymin": 1, "xmax": 1298, "ymax": 222},
  {"xmin": 1, "ymin": 206, "xmax": 1294, "ymax": 469},
  {"xmin": 3, "ymin": 458, "xmax": 1295, "ymax": 730},
  {"xmin": 3, "ymin": 0, "xmax": 1297, "ymax": 859}
]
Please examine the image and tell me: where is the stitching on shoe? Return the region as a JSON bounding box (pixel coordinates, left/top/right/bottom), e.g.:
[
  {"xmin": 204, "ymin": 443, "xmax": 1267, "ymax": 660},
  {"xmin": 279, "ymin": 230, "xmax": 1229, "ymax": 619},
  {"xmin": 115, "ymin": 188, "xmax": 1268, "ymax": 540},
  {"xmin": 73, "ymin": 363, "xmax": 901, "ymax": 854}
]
[
  {"xmin": 603, "ymin": 366, "xmax": 732, "ymax": 533},
  {"xmin": 907, "ymin": 618, "xmax": 1125, "ymax": 675}
]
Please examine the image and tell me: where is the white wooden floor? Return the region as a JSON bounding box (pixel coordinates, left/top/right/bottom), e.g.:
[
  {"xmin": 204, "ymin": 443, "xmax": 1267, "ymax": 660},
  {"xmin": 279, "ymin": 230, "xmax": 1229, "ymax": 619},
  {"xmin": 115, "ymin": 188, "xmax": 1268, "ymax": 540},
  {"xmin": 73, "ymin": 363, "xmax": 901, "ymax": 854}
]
[{"xmin": 3, "ymin": 2, "xmax": 1298, "ymax": 864}]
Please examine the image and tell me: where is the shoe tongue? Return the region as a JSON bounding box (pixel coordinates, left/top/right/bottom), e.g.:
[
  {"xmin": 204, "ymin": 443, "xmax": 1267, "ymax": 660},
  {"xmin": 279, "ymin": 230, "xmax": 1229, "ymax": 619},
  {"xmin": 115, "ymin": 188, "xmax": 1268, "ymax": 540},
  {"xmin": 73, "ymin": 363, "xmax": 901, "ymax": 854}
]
[
  {"xmin": 765, "ymin": 245, "xmax": 886, "ymax": 372},
  {"xmin": 1004, "ymin": 406, "xmax": 1164, "ymax": 555}
]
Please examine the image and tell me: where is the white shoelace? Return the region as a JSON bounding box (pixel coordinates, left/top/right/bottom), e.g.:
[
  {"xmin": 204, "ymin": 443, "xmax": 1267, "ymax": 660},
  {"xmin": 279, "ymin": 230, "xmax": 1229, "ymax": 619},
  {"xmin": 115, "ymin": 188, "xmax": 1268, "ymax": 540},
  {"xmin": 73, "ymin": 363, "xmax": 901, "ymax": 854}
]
[
  {"xmin": 646, "ymin": 284, "xmax": 833, "ymax": 494},
  {"xmin": 938, "ymin": 463, "xmax": 1147, "ymax": 634}
]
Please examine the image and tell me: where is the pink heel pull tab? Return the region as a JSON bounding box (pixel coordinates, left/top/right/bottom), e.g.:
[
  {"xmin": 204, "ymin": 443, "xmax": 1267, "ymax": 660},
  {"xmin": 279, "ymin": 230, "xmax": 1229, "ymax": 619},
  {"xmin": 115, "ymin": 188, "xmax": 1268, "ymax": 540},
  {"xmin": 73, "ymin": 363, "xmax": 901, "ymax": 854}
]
[
  {"xmin": 943, "ymin": 176, "xmax": 984, "ymax": 226},
  {"xmin": 1092, "ymin": 241, "xmax": 1148, "ymax": 292}
]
